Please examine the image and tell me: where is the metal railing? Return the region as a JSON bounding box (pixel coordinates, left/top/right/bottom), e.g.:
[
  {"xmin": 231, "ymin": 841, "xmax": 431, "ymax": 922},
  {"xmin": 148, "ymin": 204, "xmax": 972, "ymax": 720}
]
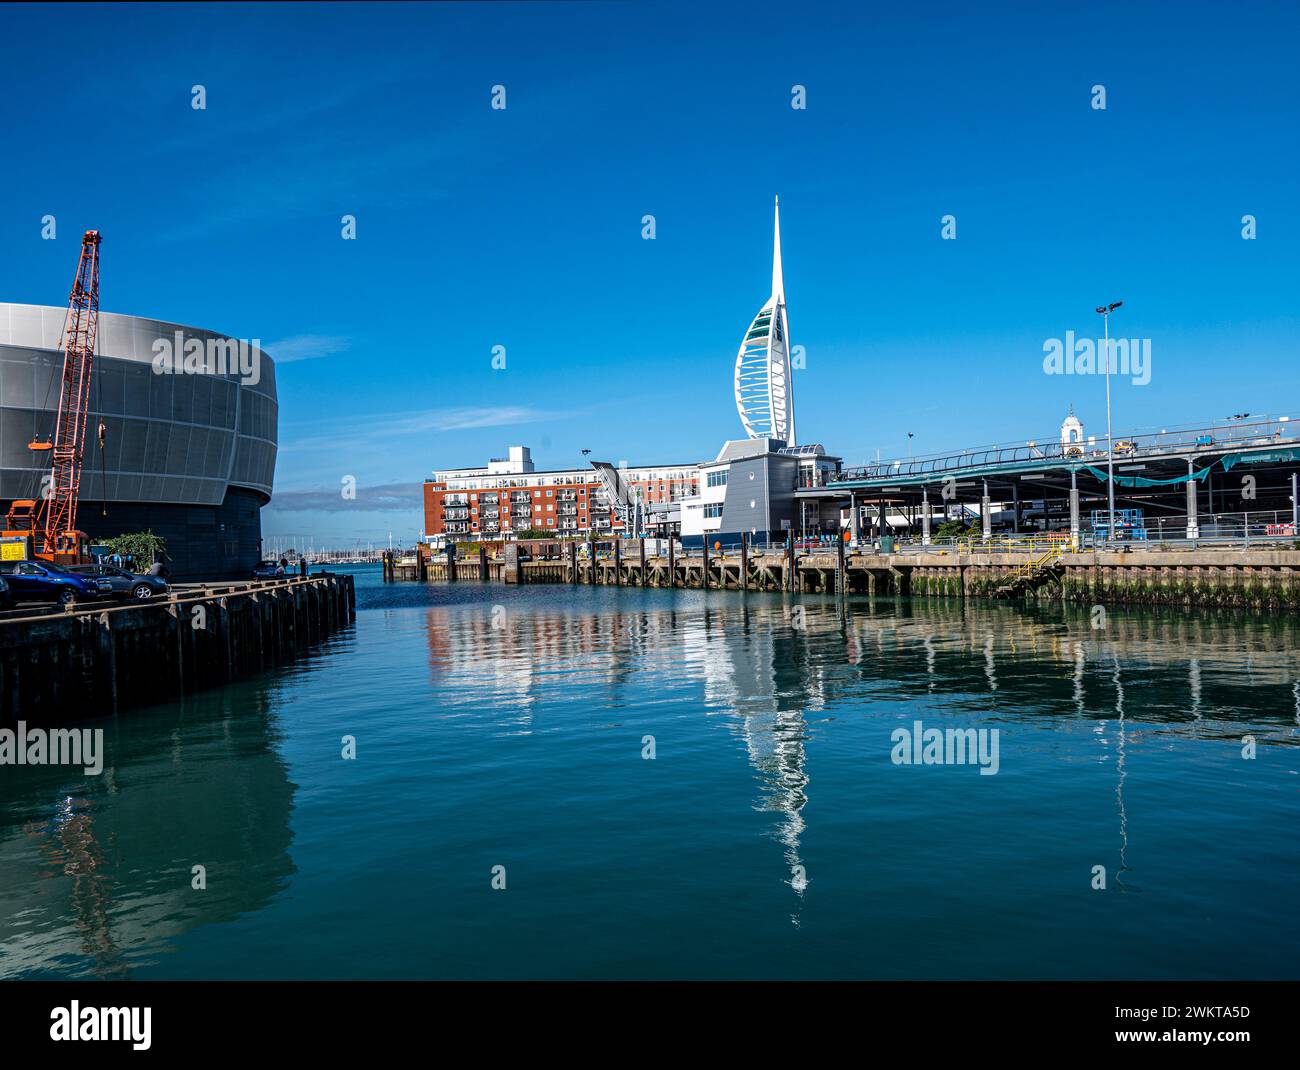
[
  {"xmin": 874, "ymin": 512, "xmax": 1300, "ymax": 554},
  {"xmin": 834, "ymin": 415, "xmax": 1296, "ymax": 484}
]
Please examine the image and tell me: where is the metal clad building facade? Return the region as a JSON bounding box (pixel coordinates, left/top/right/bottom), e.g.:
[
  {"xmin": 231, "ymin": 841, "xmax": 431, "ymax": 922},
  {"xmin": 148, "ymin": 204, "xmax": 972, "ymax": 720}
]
[{"xmin": 0, "ymin": 303, "xmax": 277, "ymax": 577}]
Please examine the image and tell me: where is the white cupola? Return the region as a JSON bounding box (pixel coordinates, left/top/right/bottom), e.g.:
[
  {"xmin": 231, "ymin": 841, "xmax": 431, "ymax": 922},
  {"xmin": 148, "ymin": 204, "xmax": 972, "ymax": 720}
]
[{"xmin": 1061, "ymin": 405, "xmax": 1084, "ymax": 445}]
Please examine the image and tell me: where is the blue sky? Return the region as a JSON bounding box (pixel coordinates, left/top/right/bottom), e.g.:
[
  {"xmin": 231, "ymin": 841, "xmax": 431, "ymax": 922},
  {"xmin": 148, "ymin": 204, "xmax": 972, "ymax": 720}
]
[{"xmin": 1, "ymin": 1, "xmax": 1296, "ymax": 547}]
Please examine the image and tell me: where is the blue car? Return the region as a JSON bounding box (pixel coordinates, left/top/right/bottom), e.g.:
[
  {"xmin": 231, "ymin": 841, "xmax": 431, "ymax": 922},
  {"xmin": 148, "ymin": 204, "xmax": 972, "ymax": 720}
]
[{"xmin": 0, "ymin": 559, "xmax": 111, "ymax": 606}]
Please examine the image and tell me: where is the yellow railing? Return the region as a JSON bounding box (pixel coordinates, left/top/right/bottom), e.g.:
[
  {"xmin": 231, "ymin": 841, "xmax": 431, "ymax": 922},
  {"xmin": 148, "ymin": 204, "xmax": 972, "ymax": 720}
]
[
  {"xmin": 1010, "ymin": 542, "xmax": 1066, "ymax": 582},
  {"xmin": 956, "ymin": 533, "xmax": 1076, "ymax": 557}
]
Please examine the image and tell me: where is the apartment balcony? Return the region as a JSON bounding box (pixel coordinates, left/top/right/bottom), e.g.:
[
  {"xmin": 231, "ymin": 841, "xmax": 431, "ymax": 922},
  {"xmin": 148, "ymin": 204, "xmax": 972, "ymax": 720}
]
[
  {"xmin": 444, "ymin": 508, "xmax": 470, "ymax": 520},
  {"xmin": 445, "ymin": 522, "xmax": 470, "ymax": 534},
  {"xmin": 557, "ymin": 491, "xmax": 578, "ymax": 502},
  {"xmin": 480, "ymin": 510, "xmax": 500, "ymax": 520},
  {"xmin": 444, "ymin": 495, "xmax": 469, "ymax": 507}
]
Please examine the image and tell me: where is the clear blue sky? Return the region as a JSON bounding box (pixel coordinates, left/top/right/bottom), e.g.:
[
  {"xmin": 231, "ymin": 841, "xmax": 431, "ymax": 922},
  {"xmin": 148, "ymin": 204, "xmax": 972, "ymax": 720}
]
[{"xmin": 1, "ymin": 1, "xmax": 1296, "ymax": 546}]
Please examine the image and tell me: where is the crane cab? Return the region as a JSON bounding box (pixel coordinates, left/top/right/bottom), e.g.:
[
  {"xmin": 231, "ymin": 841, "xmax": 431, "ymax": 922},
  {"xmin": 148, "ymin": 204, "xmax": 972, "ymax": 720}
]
[
  {"xmin": 2, "ymin": 501, "xmax": 89, "ymax": 565},
  {"xmin": 48, "ymin": 529, "xmax": 92, "ymax": 566}
]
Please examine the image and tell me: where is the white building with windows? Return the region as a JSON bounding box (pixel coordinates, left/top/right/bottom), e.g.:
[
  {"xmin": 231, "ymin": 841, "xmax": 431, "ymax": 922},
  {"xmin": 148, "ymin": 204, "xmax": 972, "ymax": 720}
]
[{"xmin": 679, "ymin": 439, "xmax": 840, "ymax": 545}]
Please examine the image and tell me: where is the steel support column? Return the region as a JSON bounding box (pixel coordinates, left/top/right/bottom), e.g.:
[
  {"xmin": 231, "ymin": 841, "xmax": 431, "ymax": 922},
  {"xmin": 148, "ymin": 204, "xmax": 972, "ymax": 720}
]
[{"xmin": 1069, "ymin": 468, "xmax": 1080, "ymax": 547}]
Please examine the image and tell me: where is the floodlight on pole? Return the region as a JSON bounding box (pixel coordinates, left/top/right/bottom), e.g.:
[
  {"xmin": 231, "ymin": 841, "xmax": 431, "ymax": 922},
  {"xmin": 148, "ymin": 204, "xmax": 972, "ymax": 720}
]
[{"xmin": 1096, "ymin": 301, "xmax": 1122, "ymax": 543}]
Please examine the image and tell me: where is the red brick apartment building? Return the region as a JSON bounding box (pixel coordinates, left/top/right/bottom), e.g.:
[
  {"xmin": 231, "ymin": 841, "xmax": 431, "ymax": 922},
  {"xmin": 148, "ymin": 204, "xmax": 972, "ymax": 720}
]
[{"xmin": 423, "ymin": 445, "xmax": 699, "ymax": 540}]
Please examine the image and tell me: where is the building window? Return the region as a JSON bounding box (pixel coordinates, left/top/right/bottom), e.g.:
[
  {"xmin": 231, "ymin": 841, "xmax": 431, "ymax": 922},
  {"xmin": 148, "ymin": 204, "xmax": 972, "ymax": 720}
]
[
  {"xmin": 704, "ymin": 503, "xmax": 724, "ymax": 518},
  {"xmin": 707, "ymin": 470, "xmax": 728, "ymax": 488}
]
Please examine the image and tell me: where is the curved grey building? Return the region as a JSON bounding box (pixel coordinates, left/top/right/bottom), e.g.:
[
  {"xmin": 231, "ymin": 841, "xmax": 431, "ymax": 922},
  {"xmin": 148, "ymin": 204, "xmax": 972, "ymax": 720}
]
[{"xmin": 0, "ymin": 303, "xmax": 277, "ymax": 578}]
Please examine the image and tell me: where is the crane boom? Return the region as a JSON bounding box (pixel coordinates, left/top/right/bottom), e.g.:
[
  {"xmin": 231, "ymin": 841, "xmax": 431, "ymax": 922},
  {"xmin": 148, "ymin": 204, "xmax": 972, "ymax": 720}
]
[{"xmin": 32, "ymin": 230, "xmax": 101, "ymax": 561}]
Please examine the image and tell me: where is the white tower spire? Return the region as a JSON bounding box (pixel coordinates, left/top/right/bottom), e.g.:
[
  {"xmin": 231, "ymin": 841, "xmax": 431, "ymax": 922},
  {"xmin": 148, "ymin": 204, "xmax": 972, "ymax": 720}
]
[
  {"xmin": 772, "ymin": 195, "xmax": 784, "ymax": 298},
  {"xmin": 734, "ymin": 197, "xmax": 796, "ymax": 445}
]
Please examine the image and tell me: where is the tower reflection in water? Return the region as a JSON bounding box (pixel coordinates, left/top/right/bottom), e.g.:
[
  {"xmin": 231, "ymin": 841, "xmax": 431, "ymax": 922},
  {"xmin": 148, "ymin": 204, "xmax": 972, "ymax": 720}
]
[
  {"xmin": 0, "ymin": 685, "xmax": 297, "ymax": 979},
  {"xmin": 422, "ymin": 592, "xmax": 1300, "ymax": 923}
]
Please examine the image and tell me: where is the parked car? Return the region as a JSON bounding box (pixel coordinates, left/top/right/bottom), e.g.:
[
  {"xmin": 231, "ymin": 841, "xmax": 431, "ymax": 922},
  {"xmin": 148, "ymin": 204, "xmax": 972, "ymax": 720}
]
[
  {"xmin": 0, "ymin": 574, "xmax": 11, "ymax": 611},
  {"xmin": 0, "ymin": 560, "xmax": 111, "ymax": 605},
  {"xmin": 67, "ymin": 564, "xmax": 169, "ymax": 601},
  {"xmin": 252, "ymin": 560, "xmax": 285, "ymax": 579}
]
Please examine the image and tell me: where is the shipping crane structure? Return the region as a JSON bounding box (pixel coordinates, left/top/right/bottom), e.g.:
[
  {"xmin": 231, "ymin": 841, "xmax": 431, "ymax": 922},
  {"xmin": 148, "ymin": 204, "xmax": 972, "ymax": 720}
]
[{"xmin": 3, "ymin": 230, "xmax": 102, "ymax": 564}]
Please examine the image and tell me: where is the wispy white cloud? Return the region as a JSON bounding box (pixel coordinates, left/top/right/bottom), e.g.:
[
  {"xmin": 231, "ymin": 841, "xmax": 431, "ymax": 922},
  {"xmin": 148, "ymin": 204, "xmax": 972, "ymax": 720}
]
[
  {"xmin": 387, "ymin": 406, "xmax": 563, "ymax": 434},
  {"xmin": 267, "ymin": 334, "xmax": 351, "ymax": 363},
  {"xmin": 279, "ymin": 405, "xmax": 566, "ymax": 451}
]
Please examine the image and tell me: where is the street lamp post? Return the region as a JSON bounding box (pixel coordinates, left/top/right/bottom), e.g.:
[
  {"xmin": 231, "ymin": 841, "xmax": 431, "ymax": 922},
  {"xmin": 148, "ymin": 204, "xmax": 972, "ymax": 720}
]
[{"xmin": 1096, "ymin": 301, "xmax": 1123, "ymax": 543}]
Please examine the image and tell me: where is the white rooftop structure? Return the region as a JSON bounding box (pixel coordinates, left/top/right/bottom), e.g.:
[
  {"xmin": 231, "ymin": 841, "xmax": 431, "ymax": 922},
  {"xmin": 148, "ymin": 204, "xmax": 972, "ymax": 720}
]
[{"xmin": 486, "ymin": 445, "xmax": 534, "ymax": 475}]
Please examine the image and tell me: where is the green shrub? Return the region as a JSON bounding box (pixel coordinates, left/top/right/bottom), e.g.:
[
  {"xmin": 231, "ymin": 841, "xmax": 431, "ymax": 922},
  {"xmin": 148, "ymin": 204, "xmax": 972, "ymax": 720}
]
[{"xmin": 100, "ymin": 530, "xmax": 167, "ymax": 569}]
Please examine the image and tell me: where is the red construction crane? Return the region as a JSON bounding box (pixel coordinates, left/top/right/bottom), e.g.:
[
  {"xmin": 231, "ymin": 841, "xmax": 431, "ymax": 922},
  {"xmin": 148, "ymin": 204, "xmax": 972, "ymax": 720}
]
[{"xmin": 4, "ymin": 230, "xmax": 101, "ymax": 564}]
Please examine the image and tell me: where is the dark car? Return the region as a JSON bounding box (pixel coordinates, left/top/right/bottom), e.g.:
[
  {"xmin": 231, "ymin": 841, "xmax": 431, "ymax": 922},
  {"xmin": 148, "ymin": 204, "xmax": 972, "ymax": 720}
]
[
  {"xmin": 68, "ymin": 564, "xmax": 169, "ymax": 601},
  {"xmin": 252, "ymin": 560, "xmax": 287, "ymax": 579},
  {"xmin": 0, "ymin": 560, "xmax": 111, "ymax": 606},
  {"xmin": 0, "ymin": 574, "xmax": 11, "ymax": 611}
]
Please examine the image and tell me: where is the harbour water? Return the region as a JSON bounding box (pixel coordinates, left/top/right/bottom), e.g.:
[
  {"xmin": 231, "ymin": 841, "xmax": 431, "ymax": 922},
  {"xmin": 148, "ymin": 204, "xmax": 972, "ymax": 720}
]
[{"xmin": 1, "ymin": 564, "xmax": 1297, "ymax": 980}]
